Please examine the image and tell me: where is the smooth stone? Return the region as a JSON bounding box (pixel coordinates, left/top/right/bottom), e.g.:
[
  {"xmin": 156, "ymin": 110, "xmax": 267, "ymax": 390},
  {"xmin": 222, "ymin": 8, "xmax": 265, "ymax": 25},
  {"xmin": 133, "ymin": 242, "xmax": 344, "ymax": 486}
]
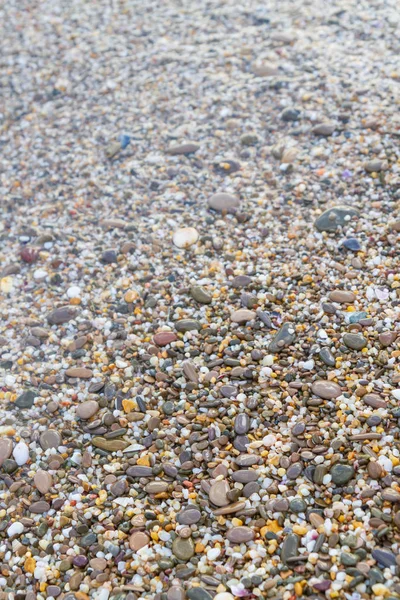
[
  {"xmin": 172, "ymin": 537, "xmax": 195, "ymax": 561},
  {"xmin": 34, "ymin": 470, "xmax": 53, "ymax": 494},
  {"xmin": 177, "ymin": 508, "xmax": 202, "ymax": 525},
  {"xmin": 252, "ymin": 62, "xmax": 279, "ymax": 76},
  {"xmin": 190, "ymin": 286, "xmax": 212, "ymax": 304},
  {"xmin": 65, "ymin": 367, "xmax": 93, "ymax": 379},
  {"xmin": 15, "ymin": 390, "xmax": 36, "ymax": 409},
  {"xmin": 281, "ymin": 108, "xmax": 300, "ymax": 121},
  {"xmin": 129, "ymin": 531, "xmax": 150, "ymax": 551},
  {"xmin": 29, "ymin": 501, "xmax": 50, "ymax": 514},
  {"xmin": 233, "ymin": 435, "xmax": 249, "ymax": 452},
  {"xmin": 331, "ymin": 464, "xmax": 355, "ymax": 485},
  {"xmin": 243, "ymin": 481, "xmax": 260, "ymax": 497},
  {"xmin": 268, "ymin": 323, "xmax": 296, "ymax": 353},
  {"xmin": 311, "ymin": 380, "xmax": 342, "ymax": 399},
  {"xmin": 230, "ymin": 309, "xmax": 256, "ymax": 324},
  {"xmin": 127, "ymin": 466, "xmax": 153, "ymax": 477},
  {"xmin": 46, "ymin": 586, "xmax": 61, "ymax": 598},
  {"xmin": 281, "ymin": 533, "xmax": 299, "ymax": 564},
  {"xmin": 92, "ymin": 437, "xmax": 129, "ymax": 452},
  {"xmin": 101, "ymin": 249, "xmax": 117, "ymax": 264},
  {"xmin": 329, "ymin": 290, "xmax": 356, "ymax": 303},
  {"xmin": 290, "ymin": 498, "xmax": 307, "ymax": 513},
  {"xmin": 0, "ymin": 439, "xmax": 13, "ymax": 466},
  {"xmin": 314, "ymin": 206, "xmax": 359, "ymax": 233},
  {"xmin": 309, "ymin": 512, "xmax": 325, "ymax": 528},
  {"xmin": 166, "ymin": 142, "xmax": 199, "ymax": 155},
  {"xmin": 220, "ymin": 385, "xmax": 237, "ymax": 398},
  {"xmin": 363, "ymin": 394, "xmax": 387, "ymax": 409},
  {"xmin": 182, "ymin": 361, "xmax": 198, "ymax": 383},
  {"xmin": 226, "ymin": 526, "xmax": 254, "ymax": 543},
  {"xmin": 343, "ymin": 333, "xmax": 367, "ymax": 350},
  {"xmin": 208, "ymin": 193, "xmax": 240, "ymax": 212},
  {"xmin": 231, "ymin": 470, "xmax": 258, "ymax": 483},
  {"xmin": 234, "ymin": 414, "xmax": 250, "ymax": 434},
  {"xmin": 40, "ymin": 430, "xmax": 61, "ymax": 450},
  {"xmin": 47, "ymin": 306, "xmax": 78, "ymax": 325},
  {"xmin": 236, "ymin": 454, "xmax": 260, "ymax": 467},
  {"xmin": 349, "ymin": 311, "xmax": 367, "ymax": 323},
  {"xmin": 175, "ymin": 319, "xmax": 201, "ymax": 332},
  {"xmin": 312, "ymin": 122, "xmax": 336, "ymax": 136},
  {"xmin": 145, "ymin": 481, "xmax": 169, "ymax": 494},
  {"xmin": 365, "ymin": 159, "xmax": 384, "ymax": 173},
  {"xmin": 173, "ymin": 228, "xmax": 199, "ymax": 249},
  {"xmin": 89, "ymin": 558, "xmax": 107, "ymax": 571},
  {"xmin": 213, "ymin": 501, "xmax": 246, "ymax": 515},
  {"xmin": 167, "ymin": 585, "xmax": 186, "ymax": 600},
  {"xmin": 187, "ymin": 589, "xmax": 212, "ymax": 600},
  {"xmin": 80, "ymin": 533, "xmax": 97, "ymax": 547},
  {"xmin": 291, "ymin": 422, "xmax": 305, "ymax": 436},
  {"xmin": 371, "ymin": 549, "xmax": 397, "ymax": 567},
  {"xmin": 231, "ymin": 275, "xmax": 252, "ymax": 288},
  {"xmin": 319, "ymin": 347, "xmax": 336, "ymax": 367},
  {"xmin": 379, "ymin": 331, "xmax": 397, "ymax": 347},
  {"xmin": 76, "ymin": 400, "xmax": 99, "ymax": 419},
  {"xmin": 342, "ymin": 237, "xmax": 361, "ymax": 251},
  {"xmin": 153, "ymin": 332, "xmax": 177, "ymax": 346},
  {"xmin": 286, "ymin": 463, "xmax": 303, "ymax": 480},
  {"xmin": 209, "ymin": 480, "xmax": 230, "ymax": 506},
  {"xmin": 381, "ymin": 489, "xmax": 400, "ymax": 502}
]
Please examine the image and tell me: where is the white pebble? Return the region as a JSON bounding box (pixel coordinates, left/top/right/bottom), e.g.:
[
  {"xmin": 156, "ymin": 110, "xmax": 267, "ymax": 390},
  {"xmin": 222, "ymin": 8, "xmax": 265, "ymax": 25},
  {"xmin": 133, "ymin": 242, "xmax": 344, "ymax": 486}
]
[
  {"xmin": 378, "ymin": 455, "xmax": 393, "ymax": 472},
  {"xmin": 207, "ymin": 547, "xmax": 221, "ymax": 561},
  {"xmin": 13, "ymin": 441, "xmax": 29, "ymax": 466},
  {"xmin": 391, "ymin": 390, "xmax": 400, "ymax": 400},
  {"xmin": 215, "ymin": 594, "xmax": 235, "ymax": 600},
  {"xmin": 7, "ymin": 522, "xmax": 24, "ymax": 537},
  {"xmin": 33, "ymin": 269, "xmax": 47, "ymax": 281},
  {"xmin": 67, "ymin": 285, "xmax": 81, "ymax": 298},
  {"xmin": 173, "ymin": 227, "xmax": 199, "ymax": 249}
]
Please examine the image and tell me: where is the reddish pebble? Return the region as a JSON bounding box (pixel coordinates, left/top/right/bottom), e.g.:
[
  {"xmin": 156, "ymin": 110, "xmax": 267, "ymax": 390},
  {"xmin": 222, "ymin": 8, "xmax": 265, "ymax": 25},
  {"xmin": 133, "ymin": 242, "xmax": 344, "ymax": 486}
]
[{"xmin": 153, "ymin": 332, "xmax": 177, "ymax": 346}]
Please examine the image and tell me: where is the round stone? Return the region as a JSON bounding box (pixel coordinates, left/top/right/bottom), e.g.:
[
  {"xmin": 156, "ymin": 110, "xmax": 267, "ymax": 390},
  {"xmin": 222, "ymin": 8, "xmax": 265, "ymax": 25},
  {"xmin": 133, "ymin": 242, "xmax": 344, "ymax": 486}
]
[
  {"xmin": 76, "ymin": 400, "xmax": 99, "ymax": 419},
  {"xmin": 330, "ymin": 464, "xmax": 355, "ymax": 485},
  {"xmin": 34, "ymin": 470, "xmax": 53, "ymax": 494},
  {"xmin": 209, "ymin": 480, "xmax": 230, "ymax": 507},
  {"xmin": 172, "ymin": 536, "xmax": 195, "ymax": 560},
  {"xmin": 177, "ymin": 508, "xmax": 202, "ymax": 525},
  {"xmin": 129, "ymin": 531, "xmax": 150, "ymax": 551},
  {"xmin": 173, "ymin": 227, "xmax": 199, "ymax": 249},
  {"xmin": 40, "ymin": 430, "xmax": 61, "ymax": 450}
]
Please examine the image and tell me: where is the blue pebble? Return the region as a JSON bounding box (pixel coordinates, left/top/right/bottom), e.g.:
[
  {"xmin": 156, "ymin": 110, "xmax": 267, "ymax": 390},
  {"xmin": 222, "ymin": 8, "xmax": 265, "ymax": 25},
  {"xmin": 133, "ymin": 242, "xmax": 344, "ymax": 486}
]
[
  {"xmin": 119, "ymin": 134, "xmax": 131, "ymax": 149},
  {"xmin": 342, "ymin": 238, "xmax": 361, "ymax": 251},
  {"xmin": 349, "ymin": 311, "xmax": 367, "ymax": 324}
]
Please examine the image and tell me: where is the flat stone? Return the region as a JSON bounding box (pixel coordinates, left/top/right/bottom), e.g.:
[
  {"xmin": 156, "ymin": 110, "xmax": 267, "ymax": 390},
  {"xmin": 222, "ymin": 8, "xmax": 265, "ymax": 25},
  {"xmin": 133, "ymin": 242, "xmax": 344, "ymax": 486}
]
[
  {"xmin": 329, "ymin": 290, "xmax": 356, "ymax": 303},
  {"xmin": 231, "ymin": 470, "xmax": 258, "ymax": 483},
  {"xmin": 230, "ymin": 309, "xmax": 256, "ymax": 324},
  {"xmin": 183, "ymin": 361, "xmax": 198, "ymax": 383},
  {"xmin": 208, "ymin": 193, "xmax": 240, "ymax": 212},
  {"xmin": 209, "ymin": 480, "xmax": 230, "ymax": 506},
  {"xmin": 365, "ymin": 159, "xmax": 384, "ymax": 173},
  {"xmin": 331, "ymin": 464, "xmax": 355, "ymax": 485},
  {"xmin": 253, "ymin": 62, "xmax": 279, "ymax": 76},
  {"xmin": 311, "ymin": 380, "xmax": 342, "ymax": 399},
  {"xmin": 314, "ymin": 206, "xmax": 359, "ymax": 233},
  {"xmin": 153, "ymin": 332, "xmax": 177, "ymax": 346},
  {"xmin": 47, "ymin": 306, "xmax": 78, "ymax": 325},
  {"xmin": 65, "ymin": 367, "xmax": 93, "ymax": 379},
  {"xmin": 46, "ymin": 586, "xmax": 61, "ymax": 598},
  {"xmin": 281, "ymin": 533, "xmax": 299, "ymax": 564},
  {"xmin": 129, "ymin": 531, "xmax": 150, "ymax": 551},
  {"xmin": 371, "ymin": 549, "xmax": 397, "ymax": 567},
  {"xmin": 234, "ymin": 414, "xmax": 250, "ymax": 434},
  {"xmin": 168, "ymin": 586, "xmax": 186, "ymax": 600},
  {"xmin": 172, "ymin": 537, "xmax": 195, "ymax": 561},
  {"xmin": 40, "ymin": 430, "xmax": 61, "ymax": 450},
  {"xmin": 309, "ymin": 512, "xmax": 324, "ymax": 528},
  {"xmin": 312, "ymin": 122, "xmax": 336, "ymax": 136},
  {"xmin": 286, "ymin": 463, "xmax": 303, "ymax": 479},
  {"xmin": 175, "ymin": 319, "xmax": 201, "ymax": 332},
  {"xmin": 34, "ymin": 470, "xmax": 53, "ymax": 494},
  {"xmin": 92, "ymin": 437, "xmax": 130, "ymax": 452},
  {"xmin": 127, "ymin": 466, "xmax": 153, "ymax": 477},
  {"xmin": 15, "ymin": 390, "xmax": 36, "ymax": 409},
  {"xmin": 343, "ymin": 333, "xmax": 367, "ymax": 350},
  {"xmin": 145, "ymin": 481, "xmax": 169, "ymax": 494},
  {"xmin": 187, "ymin": 588, "xmax": 213, "ymax": 600},
  {"xmin": 177, "ymin": 508, "xmax": 202, "ymax": 525},
  {"xmin": 29, "ymin": 500, "xmax": 50, "ymax": 514},
  {"xmin": 190, "ymin": 286, "xmax": 212, "ymax": 304},
  {"xmin": 0, "ymin": 439, "xmax": 13, "ymax": 466},
  {"xmin": 319, "ymin": 347, "xmax": 336, "ymax": 367},
  {"xmin": 381, "ymin": 489, "xmax": 400, "ymax": 502},
  {"xmin": 268, "ymin": 323, "xmax": 296, "ymax": 353},
  {"xmin": 220, "ymin": 385, "xmax": 237, "ymax": 398},
  {"xmin": 231, "ymin": 275, "xmax": 252, "ymax": 288},
  {"xmin": 89, "ymin": 558, "xmax": 107, "ymax": 571},
  {"xmin": 226, "ymin": 526, "xmax": 254, "ymax": 543},
  {"xmin": 76, "ymin": 400, "xmax": 99, "ymax": 419},
  {"xmin": 363, "ymin": 394, "xmax": 387, "ymax": 409},
  {"xmin": 236, "ymin": 454, "xmax": 259, "ymax": 467},
  {"xmin": 213, "ymin": 501, "xmax": 246, "ymax": 515},
  {"xmin": 281, "ymin": 108, "xmax": 300, "ymax": 121},
  {"xmin": 379, "ymin": 331, "xmax": 397, "ymax": 346},
  {"xmin": 166, "ymin": 142, "xmax": 199, "ymax": 155}
]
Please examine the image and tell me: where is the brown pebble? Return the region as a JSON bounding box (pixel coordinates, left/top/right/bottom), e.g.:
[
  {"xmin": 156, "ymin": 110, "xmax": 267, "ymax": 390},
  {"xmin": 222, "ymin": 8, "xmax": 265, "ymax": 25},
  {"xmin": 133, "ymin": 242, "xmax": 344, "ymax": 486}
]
[{"xmin": 129, "ymin": 531, "xmax": 150, "ymax": 551}]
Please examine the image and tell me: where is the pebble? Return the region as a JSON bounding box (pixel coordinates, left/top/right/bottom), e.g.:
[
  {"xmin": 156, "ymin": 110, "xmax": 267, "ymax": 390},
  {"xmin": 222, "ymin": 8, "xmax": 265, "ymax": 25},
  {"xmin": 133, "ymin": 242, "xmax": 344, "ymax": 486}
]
[
  {"xmin": 330, "ymin": 464, "xmax": 355, "ymax": 485},
  {"xmin": 166, "ymin": 142, "xmax": 199, "ymax": 155},
  {"xmin": 208, "ymin": 193, "xmax": 240, "ymax": 212},
  {"xmin": 329, "ymin": 290, "xmax": 356, "ymax": 303},
  {"xmin": 34, "ymin": 470, "xmax": 53, "ymax": 494},
  {"xmin": 226, "ymin": 526, "xmax": 254, "ymax": 543},
  {"xmin": 311, "ymin": 380, "xmax": 342, "ymax": 399},
  {"xmin": 190, "ymin": 286, "xmax": 212, "ymax": 304},
  {"xmin": 268, "ymin": 322, "xmax": 296, "ymax": 352},
  {"xmin": 209, "ymin": 480, "xmax": 230, "ymax": 506},
  {"xmin": 230, "ymin": 309, "xmax": 256, "ymax": 323},
  {"xmin": 343, "ymin": 333, "xmax": 367, "ymax": 350},
  {"xmin": 47, "ymin": 306, "xmax": 78, "ymax": 325},
  {"xmin": 15, "ymin": 390, "xmax": 36, "ymax": 409},
  {"xmin": 129, "ymin": 531, "xmax": 150, "ymax": 551},
  {"xmin": 312, "ymin": 122, "xmax": 336, "ymax": 136},
  {"xmin": 40, "ymin": 430, "xmax": 61, "ymax": 450},
  {"xmin": 281, "ymin": 533, "xmax": 299, "ymax": 564},
  {"xmin": 153, "ymin": 331, "xmax": 178, "ymax": 346},
  {"xmin": 65, "ymin": 367, "xmax": 93, "ymax": 379},
  {"xmin": 13, "ymin": 441, "xmax": 29, "ymax": 466},
  {"xmin": 76, "ymin": 400, "xmax": 100, "ymax": 419},
  {"xmin": 173, "ymin": 227, "xmax": 199, "ymax": 249},
  {"xmin": 0, "ymin": 439, "xmax": 13, "ymax": 466},
  {"xmin": 314, "ymin": 206, "xmax": 359, "ymax": 232},
  {"xmin": 172, "ymin": 537, "xmax": 195, "ymax": 561}
]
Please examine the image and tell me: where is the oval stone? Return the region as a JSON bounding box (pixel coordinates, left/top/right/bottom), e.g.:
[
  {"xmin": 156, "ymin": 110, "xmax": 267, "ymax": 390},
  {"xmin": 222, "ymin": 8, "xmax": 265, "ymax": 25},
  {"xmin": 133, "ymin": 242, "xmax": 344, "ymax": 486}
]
[
  {"xmin": 153, "ymin": 332, "xmax": 178, "ymax": 346},
  {"xmin": 208, "ymin": 193, "xmax": 240, "ymax": 212},
  {"xmin": 0, "ymin": 439, "xmax": 13, "ymax": 466},
  {"xmin": 40, "ymin": 430, "xmax": 61, "ymax": 450},
  {"xmin": 34, "ymin": 470, "xmax": 53, "ymax": 494},
  {"xmin": 226, "ymin": 526, "xmax": 254, "ymax": 543},
  {"xmin": 311, "ymin": 380, "xmax": 342, "ymax": 400},
  {"xmin": 209, "ymin": 480, "xmax": 230, "ymax": 507},
  {"xmin": 172, "ymin": 536, "xmax": 195, "ymax": 561},
  {"xmin": 230, "ymin": 309, "xmax": 256, "ymax": 324},
  {"xmin": 129, "ymin": 531, "xmax": 150, "ymax": 551},
  {"xmin": 329, "ymin": 290, "xmax": 356, "ymax": 303},
  {"xmin": 76, "ymin": 400, "xmax": 99, "ymax": 419}
]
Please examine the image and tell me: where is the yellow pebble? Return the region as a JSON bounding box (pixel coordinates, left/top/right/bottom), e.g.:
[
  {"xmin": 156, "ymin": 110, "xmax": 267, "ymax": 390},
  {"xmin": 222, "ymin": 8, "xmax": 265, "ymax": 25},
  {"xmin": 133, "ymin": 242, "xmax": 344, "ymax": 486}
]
[
  {"xmin": 122, "ymin": 399, "xmax": 136, "ymax": 413},
  {"xmin": 294, "ymin": 582, "xmax": 303, "ymax": 596},
  {"xmin": 24, "ymin": 557, "xmax": 36, "ymax": 574},
  {"xmin": 195, "ymin": 542, "xmax": 205, "ymax": 553},
  {"xmin": 137, "ymin": 456, "xmax": 150, "ymax": 466},
  {"xmin": 231, "ymin": 518, "xmax": 243, "ymax": 527},
  {"xmin": 372, "ymin": 584, "xmax": 389, "ymax": 596},
  {"xmin": 293, "ymin": 525, "xmax": 307, "ymax": 536}
]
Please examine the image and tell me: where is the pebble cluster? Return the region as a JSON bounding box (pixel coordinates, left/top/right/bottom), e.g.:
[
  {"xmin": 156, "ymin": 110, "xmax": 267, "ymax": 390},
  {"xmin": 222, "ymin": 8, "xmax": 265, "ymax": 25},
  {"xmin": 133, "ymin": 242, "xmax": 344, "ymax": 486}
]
[{"xmin": 2, "ymin": 1, "xmax": 400, "ymax": 600}]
